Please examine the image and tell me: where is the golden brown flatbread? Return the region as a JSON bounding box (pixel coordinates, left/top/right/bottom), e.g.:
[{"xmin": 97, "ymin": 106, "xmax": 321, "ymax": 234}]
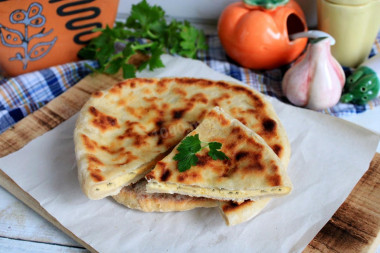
[
  {"xmin": 145, "ymin": 107, "xmax": 292, "ymax": 201},
  {"xmin": 74, "ymin": 78, "xmax": 290, "ymax": 200},
  {"xmin": 113, "ymin": 179, "xmax": 218, "ymax": 212},
  {"xmin": 218, "ymin": 199, "xmax": 271, "ymax": 226}
]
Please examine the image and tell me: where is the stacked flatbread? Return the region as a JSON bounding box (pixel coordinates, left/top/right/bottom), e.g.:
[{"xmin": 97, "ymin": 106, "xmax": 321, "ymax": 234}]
[{"xmin": 74, "ymin": 77, "xmax": 291, "ymax": 225}]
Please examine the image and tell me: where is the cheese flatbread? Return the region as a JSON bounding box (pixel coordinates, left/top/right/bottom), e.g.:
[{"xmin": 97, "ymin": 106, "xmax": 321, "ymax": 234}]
[
  {"xmin": 74, "ymin": 78, "xmax": 290, "ymax": 200},
  {"xmin": 145, "ymin": 107, "xmax": 292, "ymax": 201}
]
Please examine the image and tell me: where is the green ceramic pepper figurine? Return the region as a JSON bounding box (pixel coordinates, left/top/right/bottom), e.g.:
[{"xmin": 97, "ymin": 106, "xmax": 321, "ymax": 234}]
[{"xmin": 341, "ymin": 55, "xmax": 380, "ymax": 105}]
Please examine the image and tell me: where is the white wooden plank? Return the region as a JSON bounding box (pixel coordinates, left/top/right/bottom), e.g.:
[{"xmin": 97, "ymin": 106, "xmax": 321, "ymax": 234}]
[
  {"xmin": 0, "ymin": 186, "xmax": 81, "ymax": 247},
  {"xmin": 0, "ymin": 237, "xmax": 87, "ymax": 253}
]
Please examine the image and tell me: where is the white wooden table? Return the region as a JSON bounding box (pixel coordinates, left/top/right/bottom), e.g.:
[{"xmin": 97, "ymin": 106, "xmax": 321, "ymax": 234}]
[
  {"xmin": 1, "ymin": 106, "xmax": 380, "ymax": 252},
  {"xmin": 0, "ymin": 186, "xmax": 87, "ymax": 253}
]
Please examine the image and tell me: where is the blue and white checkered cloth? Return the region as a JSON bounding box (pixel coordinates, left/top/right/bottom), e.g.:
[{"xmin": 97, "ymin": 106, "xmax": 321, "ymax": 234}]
[
  {"xmin": 0, "ymin": 61, "xmax": 98, "ymax": 133},
  {"xmin": 1, "ymin": 33, "xmax": 379, "ymax": 134}
]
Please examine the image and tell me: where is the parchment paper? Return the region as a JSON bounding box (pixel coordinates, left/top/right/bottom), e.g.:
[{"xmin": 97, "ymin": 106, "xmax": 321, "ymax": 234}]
[{"xmin": 1, "ymin": 55, "xmax": 379, "ymax": 253}]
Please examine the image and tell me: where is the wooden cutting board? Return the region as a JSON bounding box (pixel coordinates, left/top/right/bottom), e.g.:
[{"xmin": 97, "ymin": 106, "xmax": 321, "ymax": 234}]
[{"xmin": 0, "ymin": 59, "xmax": 379, "ymax": 252}]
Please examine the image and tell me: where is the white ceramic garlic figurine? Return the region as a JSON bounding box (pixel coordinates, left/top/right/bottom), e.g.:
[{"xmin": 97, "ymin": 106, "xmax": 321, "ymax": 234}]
[{"xmin": 282, "ymin": 37, "xmax": 345, "ymax": 110}]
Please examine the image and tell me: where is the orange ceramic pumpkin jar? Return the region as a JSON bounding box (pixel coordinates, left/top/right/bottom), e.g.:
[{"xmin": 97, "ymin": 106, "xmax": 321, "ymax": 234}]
[
  {"xmin": 0, "ymin": 0, "xmax": 119, "ymax": 77},
  {"xmin": 218, "ymin": 0, "xmax": 308, "ymax": 70}
]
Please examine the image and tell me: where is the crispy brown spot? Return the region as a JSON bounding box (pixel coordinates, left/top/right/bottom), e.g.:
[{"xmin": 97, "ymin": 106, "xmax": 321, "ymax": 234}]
[
  {"xmin": 92, "ymin": 91, "xmax": 103, "ymax": 97},
  {"xmin": 157, "ymin": 131, "xmax": 167, "ymax": 145},
  {"xmin": 160, "ymin": 170, "xmax": 171, "ymax": 182},
  {"xmin": 218, "ymin": 114, "xmax": 230, "ymax": 126},
  {"xmin": 212, "ymin": 93, "xmax": 231, "ymax": 106},
  {"xmin": 189, "ymin": 93, "xmax": 208, "ymax": 104},
  {"xmin": 130, "ymin": 81, "xmax": 136, "ymax": 88},
  {"xmin": 115, "ymin": 153, "xmax": 138, "ymax": 166},
  {"xmin": 262, "ymin": 118, "xmax": 277, "ymax": 132},
  {"xmin": 147, "ymin": 120, "xmax": 170, "ymax": 146},
  {"xmin": 245, "ymin": 163, "xmax": 265, "ymax": 172},
  {"xmin": 88, "ymin": 156, "xmax": 104, "ymax": 165},
  {"xmin": 116, "ymin": 121, "xmax": 148, "ymax": 146},
  {"xmin": 90, "ymin": 171, "xmax": 105, "ymax": 182},
  {"xmin": 81, "ymin": 134, "xmax": 97, "ymax": 151},
  {"xmin": 272, "ymin": 144, "xmax": 282, "ymax": 157},
  {"xmin": 189, "ymin": 121, "xmax": 200, "ymax": 129},
  {"xmin": 207, "ymin": 109, "xmax": 218, "ymax": 118},
  {"xmin": 254, "ymin": 153, "xmax": 262, "ymax": 161},
  {"xmin": 197, "ymin": 155, "xmax": 212, "ymax": 167},
  {"xmin": 172, "ymin": 109, "xmax": 186, "ymax": 119},
  {"xmin": 88, "ymin": 157, "xmax": 105, "ymax": 182},
  {"xmin": 117, "ymin": 99, "xmax": 127, "ymax": 107},
  {"xmin": 89, "ymin": 107, "xmax": 119, "ymax": 131},
  {"xmin": 247, "ymin": 138, "xmax": 264, "ymax": 149},
  {"xmin": 134, "ymin": 135, "xmax": 147, "ymax": 147},
  {"xmin": 272, "ymin": 164, "xmax": 280, "ymax": 173},
  {"xmin": 176, "ymin": 171, "xmax": 201, "ymax": 183},
  {"xmin": 222, "ymin": 200, "xmax": 252, "ymax": 213},
  {"xmin": 221, "ymin": 165, "xmax": 237, "ymax": 177},
  {"xmin": 109, "ymin": 82, "xmax": 124, "ymax": 95},
  {"xmin": 246, "ymin": 108, "xmax": 257, "ymax": 114},
  {"xmin": 243, "ymin": 153, "xmax": 265, "ymax": 172},
  {"xmin": 155, "ymin": 120, "xmax": 164, "ymax": 128},
  {"xmin": 156, "ymin": 79, "xmax": 169, "ymax": 93},
  {"xmin": 125, "ymin": 107, "xmax": 139, "ymax": 118},
  {"xmin": 236, "ymin": 117, "xmax": 248, "ymax": 126},
  {"xmin": 137, "ymin": 78, "xmax": 155, "ymax": 84},
  {"xmin": 111, "ymin": 150, "xmax": 134, "ymax": 162},
  {"xmin": 198, "ymin": 109, "xmax": 207, "ymax": 120},
  {"xmin": 147, "ymin": 129, "xmax": 160, "ymax": 137},
  {"xmin": 235, "ymin": 151, "xmax": 249, "ymax": 161},
  {"xmin": 231, "ymin": 86, "xmax": 264, "ymax": 108},
  {"xmin": 143, "ymin": 97, "xmax": 158, "ymax": 103},
  {"xmin": 176, "ymin": 78, "xmax": 201, "ymax": 85},
  {"xmin": 89, "ymin": 106, "xmax": 98, "ymax": 116},
  {"xmin": 266, "ymin": 174, "xmax": 282, "ymax": 186},
  {"xmin": 231, "ymin": 127, "xmax": 241, "ymax": 134},
  {"xmin": 177, "ymin": 174, "xmax": 185, "ymax": 182},
  {"xmin": 107, "ymin": 117, "xmax": 117, "ymax": 126},
  {"xmin": 100, "ymin": 146, "xmax": 124, "ymax": 154},
  {"xmin": 226, "ymin": 143, "xmax": 237, "ymax": 150},
  {"xmin": 173, "ymin": 87, "xmax": 187, "ymax": 96},
  {"xmin": 174, "ymin": 78, "xmax": 264, "ymax": 110}
]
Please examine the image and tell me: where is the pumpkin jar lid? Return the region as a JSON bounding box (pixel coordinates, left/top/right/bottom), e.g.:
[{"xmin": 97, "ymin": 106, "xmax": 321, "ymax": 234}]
[
  {"xmin": 323, "ymin": 0, "xmax": 376, "ymax": 6},
  {"xmin": 243, "ymin": 0, "xmax": 289, "ymax": 9}
]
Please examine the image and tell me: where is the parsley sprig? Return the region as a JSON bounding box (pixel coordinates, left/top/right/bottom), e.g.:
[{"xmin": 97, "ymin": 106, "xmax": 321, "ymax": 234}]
[
  {"xmin": 173, "ymin": 134, "xmax": 229, "ymax": 172},
  {"xmin": 78, "ymin": 0, "xmax": 207, "ymax": 79}
]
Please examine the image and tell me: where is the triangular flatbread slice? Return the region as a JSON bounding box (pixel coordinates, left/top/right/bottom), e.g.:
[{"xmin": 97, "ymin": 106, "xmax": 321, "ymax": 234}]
[{"xmin": 145, "ymin": 107, "xmax": 292, "ymax": 201}]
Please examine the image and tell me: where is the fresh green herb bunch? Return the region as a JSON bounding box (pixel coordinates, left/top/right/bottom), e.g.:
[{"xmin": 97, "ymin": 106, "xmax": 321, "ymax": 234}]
[
  {"xmin": 78, "ymin": 0, "xmax": 207, "ymax": 79},
  {"xmin": 174, "ymin": 134, "xmax": 229, "ymax": 172}
]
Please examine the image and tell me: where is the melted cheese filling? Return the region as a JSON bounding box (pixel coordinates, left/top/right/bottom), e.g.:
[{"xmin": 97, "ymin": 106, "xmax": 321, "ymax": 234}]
[
  {"xmin": 92, "ymin": 172, "xmax": 142, "ymax": 195},
  {"xmin": 146, "ymin": 181, "xmax": 291, "ymax": 201}
]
